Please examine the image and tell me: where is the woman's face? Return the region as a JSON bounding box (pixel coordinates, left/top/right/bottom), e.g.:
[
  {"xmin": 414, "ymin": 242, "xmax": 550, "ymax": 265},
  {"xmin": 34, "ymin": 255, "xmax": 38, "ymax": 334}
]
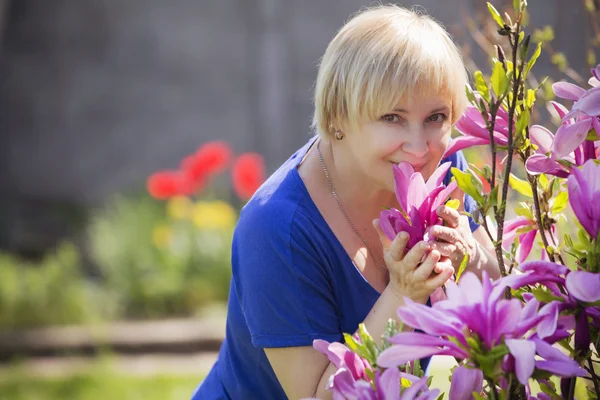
[{"xmin": 344, "ymin": 92, "xmax": 453, "ymax": 193}]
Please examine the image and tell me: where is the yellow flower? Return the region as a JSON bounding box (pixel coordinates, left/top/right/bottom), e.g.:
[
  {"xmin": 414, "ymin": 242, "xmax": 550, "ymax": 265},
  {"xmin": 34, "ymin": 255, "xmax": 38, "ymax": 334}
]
[
  {"xmin": 166, "ymin": 196, "xmax": 192, "ymax": 220},
  {"xmin": 192, "ymin": 201, "xmax": 237, "ymax": 230},
  {"xmin": 152, "ymin": 224, "xmax": 173, "ymax": 248}
]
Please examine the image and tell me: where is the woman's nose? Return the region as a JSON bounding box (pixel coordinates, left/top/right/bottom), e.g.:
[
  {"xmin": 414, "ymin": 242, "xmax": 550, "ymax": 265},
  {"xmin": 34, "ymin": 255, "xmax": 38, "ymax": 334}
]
[{"xmin": 402, "ymin": 138, "xmax": 429, "ymax": 158}]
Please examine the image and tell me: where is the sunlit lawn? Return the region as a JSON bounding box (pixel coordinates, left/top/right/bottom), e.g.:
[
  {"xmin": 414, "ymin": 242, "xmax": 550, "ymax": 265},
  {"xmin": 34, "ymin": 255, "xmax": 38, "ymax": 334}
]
[{"xmin": 0, "ymin": 360, "xmax": 202, "ymax": 400}]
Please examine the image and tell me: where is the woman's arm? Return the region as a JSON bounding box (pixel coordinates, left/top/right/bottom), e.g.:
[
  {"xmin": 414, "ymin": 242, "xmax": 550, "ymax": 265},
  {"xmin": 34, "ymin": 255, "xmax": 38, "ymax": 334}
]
[
  {"xmin": 265, "ymin": 230, "xmax": 454, "ymax": 399},
  {"xmin": 264, "ymin": 284, "xmax": 409, "ymax": 399}
]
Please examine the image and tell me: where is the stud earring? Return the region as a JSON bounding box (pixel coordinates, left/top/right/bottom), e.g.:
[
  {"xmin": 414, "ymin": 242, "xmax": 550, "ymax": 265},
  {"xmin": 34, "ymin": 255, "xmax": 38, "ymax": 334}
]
[{"xmin": 335, "ymin": 131, "xmax": 344, "ymax": 140}]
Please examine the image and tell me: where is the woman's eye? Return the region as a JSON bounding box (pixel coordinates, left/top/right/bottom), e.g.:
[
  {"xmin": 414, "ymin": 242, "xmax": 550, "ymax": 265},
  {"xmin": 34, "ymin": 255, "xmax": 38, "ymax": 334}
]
[
  {"xmin": 381, "ymin": 114, "xmax": 400, "ymax": 123},
  {"xmin": 427, "ymin": 113, "xmax": 447, "ymax": 123}
]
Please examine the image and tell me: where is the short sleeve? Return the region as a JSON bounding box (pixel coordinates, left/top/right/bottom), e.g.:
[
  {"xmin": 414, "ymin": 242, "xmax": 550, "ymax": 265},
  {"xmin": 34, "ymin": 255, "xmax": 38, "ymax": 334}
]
[
  {"xmin": 441, "ymin": 150, "xmax": 480, "ymax": 233},
  {"xmin": 232, "ymin": 202, "xmax": 342, "ymax": 348}
]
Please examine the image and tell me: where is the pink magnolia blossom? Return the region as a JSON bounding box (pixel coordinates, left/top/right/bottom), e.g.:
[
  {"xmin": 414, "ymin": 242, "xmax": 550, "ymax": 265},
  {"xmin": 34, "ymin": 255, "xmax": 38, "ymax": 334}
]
[
  {"xmin": 311, "ymin": 339, "xmax": 440, "ymax": 400},
  {"xmin": 568, "ymin": 159, "xmax": 600, "ymax": 240},
  {"xmin": 380, "ymin": 161, "xmax": 457, "ymax": 249},
  {"xmin": 443, "ymin": 106, "xmax": 511, "ymax": 158},
  {"xmin": 377, "ymin": 272, "xmax": 586, "ymax": 385},
  {"xmin": 525, "ymin": 118, "xmax": 598, "ymax": 178},
  {"xmin": 551, "ymin": 64, "xmax": 600, "ymax": 158},
  {"xmin": 502, "ymin": 216, "xmax": 540, "ymax": 264}
]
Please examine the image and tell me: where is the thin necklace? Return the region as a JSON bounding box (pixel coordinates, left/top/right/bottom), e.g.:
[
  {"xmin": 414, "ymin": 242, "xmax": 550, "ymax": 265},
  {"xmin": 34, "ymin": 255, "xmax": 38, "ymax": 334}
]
[{"xmin": 316, "ymin": 142, "xmax": 388, "ymax": 271}]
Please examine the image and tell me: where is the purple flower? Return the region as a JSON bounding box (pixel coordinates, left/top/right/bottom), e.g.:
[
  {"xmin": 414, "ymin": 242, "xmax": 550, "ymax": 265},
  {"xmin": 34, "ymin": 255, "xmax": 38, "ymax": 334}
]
[
  {"xmin": 565, "ymin": 270, "xmax": 600, "ymax": 303},
  {"xmin": 378, "ymin": 271, "xmax": 585, "ymax": 384},
  {"xmin": 313, "ymin": 339, "xmax": 440, "ymax": 400},
  {"xmin": 502, "ymin": 216, "xmax": 540, "ymax": 263},
  {"xmin": 443, "ymin": 106, "xmax": 510, "ymax": 158},
  {"xmin": 551, "ymin": 64, "xmax": 600, "ymax": 158},
  {"xmin": 380, "ymin": 161, "xmax": 457, "ymax": 249},
  {"xmin": 524, "ymin": 120, "xmax": 598, "ymax": 177},
  {"xmin": 449, "ymin": 366, "xmax": 483, "ymax": 400},
  {"xmin": 568, "ymin": 160, "xmax": 600, "ymax": 240}
]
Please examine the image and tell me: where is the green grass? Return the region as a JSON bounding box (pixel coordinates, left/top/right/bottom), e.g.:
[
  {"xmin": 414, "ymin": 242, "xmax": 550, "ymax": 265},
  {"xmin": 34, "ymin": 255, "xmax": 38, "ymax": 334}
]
[{"xmin": 0, "ymin": 362, "xmax": 202, "ymax": 400}]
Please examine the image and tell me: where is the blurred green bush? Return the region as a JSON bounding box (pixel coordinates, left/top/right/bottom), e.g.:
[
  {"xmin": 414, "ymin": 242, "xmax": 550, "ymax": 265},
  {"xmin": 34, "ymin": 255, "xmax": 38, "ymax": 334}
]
[{"xmin": 0, "ymin": 194, "xmax": 235, "ymax": 329}]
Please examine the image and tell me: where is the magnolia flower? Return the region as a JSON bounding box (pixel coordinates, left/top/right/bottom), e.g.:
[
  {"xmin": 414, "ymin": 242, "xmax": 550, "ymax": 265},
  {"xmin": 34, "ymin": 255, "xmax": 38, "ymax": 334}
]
[
  {"xmin": 505, "ymin": 261, "xmax": 600, "ymax": 362},
  {"xmin": 568, "ymin": 159, "xmax": 600, "ymax": 240},
  {"xmin": 380, "ymin": 161, "xmax": 457, "ymax": 249},
  {"xmin": 443, "ymin": 106, "xmax": 511, "ymax": 158},
  {"xmin": 551, "ymin": 64, "xmax": 600, "ymax": 158},
  {"xmin": 502, "ymin": 216, "xmax": 539, "ymax": 263},
  {"xmin": 525, "ymin": 118, "xmax": 598, "ymax": 178},
  {"xmin": 312, "ymin": 339, "xmax": 439, "ymax": 400},
  {"xmin": 377, "ymin": 272, "xmax": 586, "ymax": 385},
  {"xmin": 449, "ymin": 366, "xmax": 483, "ymax": 400}
]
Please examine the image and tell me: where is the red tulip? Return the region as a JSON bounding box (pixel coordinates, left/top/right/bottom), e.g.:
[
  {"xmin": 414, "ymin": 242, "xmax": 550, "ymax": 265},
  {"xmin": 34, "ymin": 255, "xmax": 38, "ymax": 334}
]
[
  {"xmin": 182, "ymin": 141, "xmax": 233, "ymax": 182},
  {"xmin": 147, "ymin": 170, "xmax": 193, "ymax": 199},
  {"xmin": 232, "ymin": 153, "xmax": 266, "ymax": 201}
]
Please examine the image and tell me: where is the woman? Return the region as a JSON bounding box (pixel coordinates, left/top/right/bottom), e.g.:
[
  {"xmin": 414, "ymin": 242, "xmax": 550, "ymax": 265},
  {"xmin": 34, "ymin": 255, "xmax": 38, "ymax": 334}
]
[{"xmin": 193, "ymin": 5, "xmax": 500, "ymax": 400}]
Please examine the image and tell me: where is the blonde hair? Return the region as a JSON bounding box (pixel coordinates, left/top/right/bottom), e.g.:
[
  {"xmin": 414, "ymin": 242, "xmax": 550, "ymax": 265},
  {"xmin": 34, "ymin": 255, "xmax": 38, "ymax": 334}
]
[{"xmin": 312, "ymin": 4, "xmax": 468, "ymax": 138}]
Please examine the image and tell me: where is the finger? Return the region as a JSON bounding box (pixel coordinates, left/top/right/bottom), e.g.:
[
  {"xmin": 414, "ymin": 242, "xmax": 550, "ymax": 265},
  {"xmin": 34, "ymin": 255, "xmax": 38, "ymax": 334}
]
[
  {"xmin": 426, "ymin": 265, "xmax": 454, "ymax": 290},
  {"xmin": 433, "ymin": 256, "xmax": 453, "ymax": 273},
  {"xmin": 402, "ymin": 241, "xmax": 431, "ymax": 270},
  {"xmin": 428, "ymin": 226, "xmax": 465, "ymax": 247},
  {"xmin": 429, "ymin": 242, "xmax": 457, "ymax": 258},
  {"xmin": 388, "ymin": 231, "xmax": 410, "ymax": 262},
  {"xmin": 436, "ymin": 205, "xmax": 460, "ymax": 228},
  {"xmin": 416, "ymin": 250, "xmax": 440, "ymax": 278},
  {"xmin": 450, "ymin": 186, "xmax": 465, "ymax": 212},
  {"xmin": 373, "ymin": 219, "xmax": 392, "ymax": 251}
]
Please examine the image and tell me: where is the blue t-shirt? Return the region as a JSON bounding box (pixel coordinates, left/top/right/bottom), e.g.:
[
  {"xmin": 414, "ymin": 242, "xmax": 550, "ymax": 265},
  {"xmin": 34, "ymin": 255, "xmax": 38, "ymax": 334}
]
[{"xmin": 192, "ymin": 137, "xmax": 479, "ymax": 400}]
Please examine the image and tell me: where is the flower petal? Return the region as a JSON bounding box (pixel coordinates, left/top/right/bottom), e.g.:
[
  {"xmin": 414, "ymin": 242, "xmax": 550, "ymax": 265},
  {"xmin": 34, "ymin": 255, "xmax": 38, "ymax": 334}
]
[
  {"xmin": 535, "ymin": 360, "xmax": 587, "ymax": 378},
  {"xmin": 426, "ymin": 161, "xmax": 452, "ymax": 192},
  {"xmin": 572, "ymin": 86, "xmax": 600, "ymax": 116},
  {"xmin": 565, "ymin": 271, "xmax": 600, "ymax": 302},
  {"xmin": 394, "ymin": 163, "xmax": 414, "ymax": 213},
  {"xmin": 506, "ymin": 339, "xmax": 536, "ymax": 385},
  {"xmin": 448, "ymin": 366, "xmax": 483, "ymax": 400},
  {"xmin": 552, "ymin": 82, "xmax": 586, "ymax": 101},
  {"xmin": 378, "ymin": 367, "xmax": 400, "ymax": 400},
  {"xmin": 516, "ymin": 230, "xmax": 537, "ymax": 264},
  {"xmin": 529, "ymin": 124, "xmax": 555, "ymax": 154},
  {"xmin": 525, "ymin": 154, "xmax": 567, "ymax": 176},
  {"xmin": 377, "ymin": 345, "xmax": 445, "ymax": 368},
  {"xmin": 443, "ymin": 136, "xmax": 490, "ymax": 158},
  {"xmin": 552, "ymin": 118, "xmax": 593, "ymax": 158}
]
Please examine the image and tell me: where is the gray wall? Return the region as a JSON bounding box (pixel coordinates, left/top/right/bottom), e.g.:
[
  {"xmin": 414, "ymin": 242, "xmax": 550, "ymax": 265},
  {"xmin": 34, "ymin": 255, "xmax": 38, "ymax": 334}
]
[{"xmin": 0, "ymin": 0, "xmax": 592, "ymax": 254}]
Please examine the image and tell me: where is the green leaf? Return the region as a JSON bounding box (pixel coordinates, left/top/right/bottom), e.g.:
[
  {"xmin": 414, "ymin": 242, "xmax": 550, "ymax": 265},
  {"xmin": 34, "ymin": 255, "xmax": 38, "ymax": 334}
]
[
  {"xmin": 516, "ymin": 108, "xmax": 531, "ymax": 137},
  {"xmin": 526, "ymin": 42, "xmax": 543, "ymax": 76},
  {"xmin": 587, "ymin": 128, "xmax": 599, "ymax": 141},
  {"xmin": 446, "ymin": 199, "xmax": 460, "ymax": 210},
  {"xmin": 532, "ymin": 287, "xmax": 564, "ymax": 303},
  {"xmin": 525, "ymin": 88, "xmax": 536, "ymax": 108},
  {"xmin": 466, "ymin": 84, "xmax": 477, "ymax": 106},
  {"xmin": 474, "ymin": 71, "xmax": 490, "ymax": 102},
  {"xmin": 515, "ymin": 202, "xmax": 533, "ymax": 219},
  {"xmin": 509, "ymin": 174, "xmax": 533, "ymax": 198},
  {"xmin": 513, "ymin": 0, "xmax": 520, "ymax": 11},
  {"xmin": 538, "ymin": 173, "xmax": 548, "ymax": 188},
  {"xmin": 551, "ymin": 191, "xmax": 569, "ymax": 214},
  {"xmin": 487, "ymin": 2, "xmax": 505, "ymax": 27},
  {"xmin": 451, "ymin": 168, "xmax": 485, "ymax": 205},
  {"xmin": 491, "ymin": 61, "xmax": 509, "ymax": 97},
  {"xmin": 489, "ymin": 185, "xmax": 499, "ymax": 208},
  {"xmin": 455, "ymin": 254, "xmax": 469, "ymax": 283},
  {"xmin": 358, "ymin": 324, "xmax": 378, "ymax": 363}
]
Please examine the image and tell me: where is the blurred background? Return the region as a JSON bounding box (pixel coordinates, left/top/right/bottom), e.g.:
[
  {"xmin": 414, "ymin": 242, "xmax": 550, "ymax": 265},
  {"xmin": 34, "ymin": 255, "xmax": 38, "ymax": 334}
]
[{"xmin": 0, "ymin": 0, "xmax": 597, "ymax": 399}]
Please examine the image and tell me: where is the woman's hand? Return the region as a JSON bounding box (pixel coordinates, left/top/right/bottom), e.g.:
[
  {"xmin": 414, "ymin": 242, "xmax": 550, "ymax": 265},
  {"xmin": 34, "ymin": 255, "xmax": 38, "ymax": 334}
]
[
  {"xmin": 374, "ymin": 220, "xmax": 454, "ymax": 304},
  {"xmin": 428, "ymin": 205, "xmax": 478, "ymax": 274}
]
